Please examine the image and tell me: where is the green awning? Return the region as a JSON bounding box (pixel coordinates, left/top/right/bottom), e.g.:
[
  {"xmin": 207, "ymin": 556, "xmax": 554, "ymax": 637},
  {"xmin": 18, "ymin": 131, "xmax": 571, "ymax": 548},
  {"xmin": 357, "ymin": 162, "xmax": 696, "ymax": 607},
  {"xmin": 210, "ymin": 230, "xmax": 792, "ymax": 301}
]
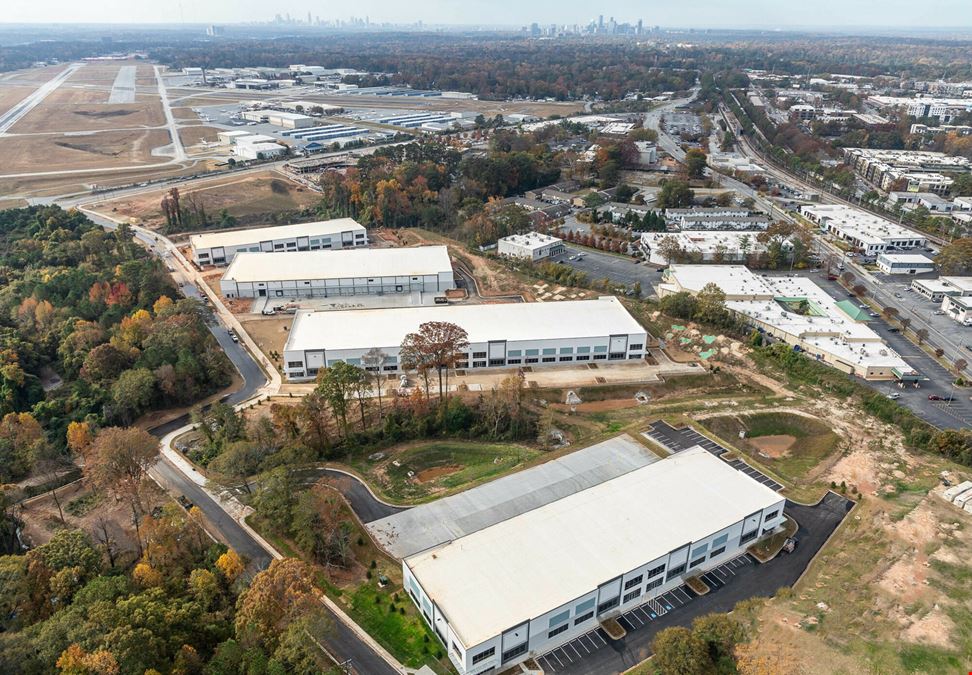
[
  {"xmin": 892, "ymin": 368, "xmax": 920, "ymax": 382},
  {"xmin": 835, "ymin": 300, "xmax": 870, "ymax": 322}
]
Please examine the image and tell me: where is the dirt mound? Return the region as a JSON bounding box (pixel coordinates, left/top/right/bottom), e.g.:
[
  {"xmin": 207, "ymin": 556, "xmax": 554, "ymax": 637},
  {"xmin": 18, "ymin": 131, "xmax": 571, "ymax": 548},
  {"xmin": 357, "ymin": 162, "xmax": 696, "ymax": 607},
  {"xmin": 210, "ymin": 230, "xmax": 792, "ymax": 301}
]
[
  {"xmin": 416, "ymin": 465, "xmax": 461, "ymax": 483},
  {"xmin": 749, "ymin": 434, "xmax": 796, "ymax": 458}
]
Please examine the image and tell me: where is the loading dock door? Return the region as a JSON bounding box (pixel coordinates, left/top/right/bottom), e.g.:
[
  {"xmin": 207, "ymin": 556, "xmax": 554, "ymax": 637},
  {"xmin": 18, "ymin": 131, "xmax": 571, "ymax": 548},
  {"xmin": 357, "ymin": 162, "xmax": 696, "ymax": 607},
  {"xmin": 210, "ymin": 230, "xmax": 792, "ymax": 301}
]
[
  {"xmin": 488, "ymin": 341, "xmax": 507, "ymax": 359},
  {"xmin": 609, "ymin": 335, "xmax": 628, "ymax": 352}
]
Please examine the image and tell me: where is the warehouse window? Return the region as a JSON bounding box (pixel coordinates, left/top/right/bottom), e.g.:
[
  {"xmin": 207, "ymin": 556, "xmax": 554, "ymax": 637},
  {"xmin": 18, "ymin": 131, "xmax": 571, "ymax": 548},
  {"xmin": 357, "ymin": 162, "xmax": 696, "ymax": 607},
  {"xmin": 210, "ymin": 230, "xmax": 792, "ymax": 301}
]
[
  {"xmin": 452, "ymin": 643, "xmax": 462, "ymax": 659},
  {"xmin": 502, "ymin": 644, "xmax": 527, "ymax": 662},
  {"xmin": 575, "ymin": 598, "xmax": 595, "ymax": 614},
  {"xmin": 547, "ymin": 624, "xmax": 569, "ymax": 639},
  {"xmin": 576, "ymin": 355, "xmax": 590, "ymax": 361},
  {"xmin": 577, "ymin": 346, "xmax": 591, "ymax": 354},
  {"xmin": 525, "ymin": 349, "xmax": 540, "ymax": 356},
  {"xmin": 472, "ymin": 351, "xmax": 487, "ymax": 359},
  {"xmin": 609, "ymin": 352, "xmax": 625, "ymax": 360},
  {"xmin": 593, "ymin": 354, "xmax": 607, "ymax": 361},
  {"xmin": 471, "ymin": 647, "xmax": 495, "ymax": 666},
  {"xmin": 712, "ymin": 533, "xmax": 729, "ymax": 547},
  {"xmin": 666, "ymin": 564, "xmax": 686, "ymax": 580},
  {"xmin": 624, "ymin": 575, "xmax": 643, "ymax": 590},
  {"xmin": 574, "ymin": 611, "xmax": 594, "ymax": 626},
  {"xmin": 473, "ymin": 361, "xmax": 486, "ymax": 368},
  {"xmin": 507, "ymin": 350, "xmax": 522, "ymax": 357},
  {"xmin": 628, "ymin": 354, "xmax": 642, "ymax": 360},
  {"xmin": 629, "ymin": 343, "xmax": 643, "ymax": 351},
  {"xmin": 274, "ymin": 244, "xmax": 284, "ymax": 250},
  {"xmin": 549, "ymin": 610, "xmax": 570, "ymax": 628},
  {"xmin": 287, "ymin": 361, "xmax": 304, "ymax": 368},
  {"xmin": 489, "ymin": 359, "xmax": 505, "ymax": 367},
  {"xmin": 290, "ymin": 371, "xmax": 305, "ymax": 378},
  {"xmin": 525, "ymin": 357, "xmax": 539, "ymax": 364},
  {"xmin": 455, "ymin": 361, "xmax": 468, "ymax": 369},
  {"xmin": 559, "ymin": 356, "xmax": 573, "ymax": 362},
  {"xmin": 507, "ymin": 359, "xmax": 522, "ymax": 365},
  {"xmin": 623, "ymin": 589, "xmax": 642, "ymax": 603},
  {"xmin": 559, "ymin": 346, "xmax": 573, "ymax": 354},
  {"xmin": 740, "ymin": 529, "xmax": 758, "ymax": 544},
  {"xmin": 593, "ymin": 345, "xmax": 608, "ymax": 353},
  {"xmin": 709, "ymin": 546, "xmax": 726, "ymax": 559},
  {"xmin": 689, "ymin": 556, "xmax": 706, "ymax": 569},
  {"xmin": 542, "ymin": 348, "xmax": 556, "ymax": 355},
  {"xmin": 597, "ymin": 597, "xmax": 619, "ymax": 614},
  {"xmin": 542, "ymin": 357, "xmax": 556, "ymax": 363},
  {"xmin": 691, "ymin": 543, "xmax": 708, "ymax": 558},
  {"xmin": 647, "ymin": 563, "xmax": 666, "ymax": 578},
  {"xmin": 764, "ymin": 509, "xmax": 780, "ymax": 521},
  {"xmin": 645, "ymin": 577, "xmax": 663, "ymax": 592},
  {"xmin": 383, "ymin": 365, "xmax": 398, "ymax": 371}
]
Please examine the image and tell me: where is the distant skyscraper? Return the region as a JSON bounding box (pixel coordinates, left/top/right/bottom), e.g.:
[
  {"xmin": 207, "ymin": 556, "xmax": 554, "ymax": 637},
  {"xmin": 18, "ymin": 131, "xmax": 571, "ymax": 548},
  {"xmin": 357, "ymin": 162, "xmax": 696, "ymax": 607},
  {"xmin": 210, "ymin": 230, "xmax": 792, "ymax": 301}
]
[{"xmin": 598, "ymin": 14, "xmax": 604, "ymax": 30}]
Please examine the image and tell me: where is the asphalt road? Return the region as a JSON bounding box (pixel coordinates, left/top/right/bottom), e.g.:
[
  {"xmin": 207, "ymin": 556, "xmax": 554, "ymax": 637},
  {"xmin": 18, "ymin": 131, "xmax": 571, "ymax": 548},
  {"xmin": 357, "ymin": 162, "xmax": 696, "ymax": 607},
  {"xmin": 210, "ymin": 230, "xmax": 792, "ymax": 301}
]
[
  {"xmin": 810, "ymin": 272, "xmax": 972, "ymax": 429},
  {"xmin": 291, "ymin": 467, "xmax": 409, "ymax": 523},
  {"xmin": 549, "ymin": 492, "xmax": 854, "ymax": 674}
]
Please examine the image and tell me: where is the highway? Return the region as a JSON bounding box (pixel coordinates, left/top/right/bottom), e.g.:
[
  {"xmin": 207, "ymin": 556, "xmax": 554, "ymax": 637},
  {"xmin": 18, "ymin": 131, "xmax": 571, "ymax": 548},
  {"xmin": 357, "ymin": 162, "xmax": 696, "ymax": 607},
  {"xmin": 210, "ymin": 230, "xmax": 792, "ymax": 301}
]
[{"xmin": 0, "ymin": 62, "xmax": 84, "ymax": 136}]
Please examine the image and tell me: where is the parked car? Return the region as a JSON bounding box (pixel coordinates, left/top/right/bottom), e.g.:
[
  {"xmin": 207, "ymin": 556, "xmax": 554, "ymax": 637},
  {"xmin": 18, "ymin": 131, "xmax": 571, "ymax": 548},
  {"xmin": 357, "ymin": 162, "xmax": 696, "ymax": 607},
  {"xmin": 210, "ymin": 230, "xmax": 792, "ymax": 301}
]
[
  {"xmin": 888, "ymin": 327, "xmax": 899, "ymax": 332},
  {"xmin": 886, "ymin": 392, "xmax": 901, "ymax": 400},
  {"xmin": 782, "ymin": 538, "xmax": 798, "ymax": 554},
  {"xmin": 893, "ymin": 292, "xmax": 903, "ymax": 298},
  {"xmin": 965, "ymin": 344, "xmax": 972, "ymax": 353},
  {"xmin": 261, "ymin": 308, "xmax": 275, "ymax": 316},
  {"xmin": 934, "ymin": 310, "xmax": 945, "ymax": 315},
  {"xmin": 177, "ymin": 495, "xmax": 193, "ymax": 510},
  {"xmin": 928, "ymin": 394, "xmax": 942, "ymax": 400}
]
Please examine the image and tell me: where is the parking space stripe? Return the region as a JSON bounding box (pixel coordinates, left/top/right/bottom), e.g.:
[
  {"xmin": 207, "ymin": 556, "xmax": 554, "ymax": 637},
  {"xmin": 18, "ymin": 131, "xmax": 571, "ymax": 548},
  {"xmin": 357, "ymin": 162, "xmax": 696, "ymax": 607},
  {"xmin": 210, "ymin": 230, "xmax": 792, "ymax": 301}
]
[
  {"xmin": 676, "ymin": 587, "xmax": 692, "ymax": 602},
  {"xmin": 539, "ymin": 655, "xmax": 555, "ymax": 672},
  {"xmin": 552, "ymin": 650, "xmax": 566, "ymax": 666},
  {"xmin": 713, "ymin": 567, "xmax": 729, "ymax": 580},
  {"xmin": 569, "ymin": 644, "xmax": 583, "ymax": 660}
]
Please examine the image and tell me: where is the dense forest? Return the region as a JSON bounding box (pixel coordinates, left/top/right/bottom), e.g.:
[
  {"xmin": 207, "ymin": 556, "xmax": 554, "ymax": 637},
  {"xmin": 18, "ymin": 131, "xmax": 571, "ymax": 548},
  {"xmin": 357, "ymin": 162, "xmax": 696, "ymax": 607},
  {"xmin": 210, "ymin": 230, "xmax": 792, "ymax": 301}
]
[{"xmin": 0, "ymin": 206, "xmax": 231, "ymax": 480}]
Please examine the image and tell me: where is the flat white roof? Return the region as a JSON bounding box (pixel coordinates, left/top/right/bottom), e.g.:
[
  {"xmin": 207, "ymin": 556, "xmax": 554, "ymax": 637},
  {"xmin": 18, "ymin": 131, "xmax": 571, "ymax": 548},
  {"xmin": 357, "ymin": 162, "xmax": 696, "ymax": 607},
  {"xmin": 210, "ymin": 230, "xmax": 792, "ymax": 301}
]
[
  {"xmin": 284, "ymin": 296, "xmax": 645, "ymax": 353},
  {"xmin": 499, "ymin": 232, "xmax": 563, "ymax": 250},
  {"xmin": 941, "ymin": 276, "xmax": 972, "ymax": 293},
  {"xmin": 912, "ymin": 278, "xmax": 955, "ymax": 293},
  {"xmin": 664, "ymin": 265, "xmax": 775, "ymax": 298},
  {"xmin": 801, "ymin": 204, "xmax": 925, "ymax": 244},
  {"xmin": 878, "ymin": 253, "xmax": 935, "ymax": 264},
  {"xmin": 406, "ymin": 447, "xmax": 782, "ymax": 647},
  {"xmin": 662, "ymin": 266, "xmax": 912, "ymax": 372},
  {"xmin": 190, "ymin": 218, "xmax": 365, "ymax": 251},
  {"xmin": 223, "ymin": 246, "xmax": 452, "ymax": 283}
]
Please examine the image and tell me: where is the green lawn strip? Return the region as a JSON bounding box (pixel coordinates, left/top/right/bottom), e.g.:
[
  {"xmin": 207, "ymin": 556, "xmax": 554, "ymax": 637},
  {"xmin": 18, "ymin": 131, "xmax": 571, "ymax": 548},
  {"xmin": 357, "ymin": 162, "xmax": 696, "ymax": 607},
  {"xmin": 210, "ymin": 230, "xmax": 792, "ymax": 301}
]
[
  {"xmin": 349, "ymin": 440, "xmax": 541, "ymax": 504},
  {"xmin": 699, "ymin": 412, "xmax": 840, "ymax": 484},
  {"xmin": 342, "ymin": 582, "xmax": 450, "ymax": 673}
]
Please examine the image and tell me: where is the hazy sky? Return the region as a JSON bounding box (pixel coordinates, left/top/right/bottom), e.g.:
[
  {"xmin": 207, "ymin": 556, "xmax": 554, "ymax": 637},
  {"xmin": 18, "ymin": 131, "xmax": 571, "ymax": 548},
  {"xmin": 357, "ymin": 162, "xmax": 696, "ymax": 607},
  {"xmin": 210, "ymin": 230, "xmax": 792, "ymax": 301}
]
[{"xmin": 4, "ymin": 0, "xmax": 972, "ymax": 28}]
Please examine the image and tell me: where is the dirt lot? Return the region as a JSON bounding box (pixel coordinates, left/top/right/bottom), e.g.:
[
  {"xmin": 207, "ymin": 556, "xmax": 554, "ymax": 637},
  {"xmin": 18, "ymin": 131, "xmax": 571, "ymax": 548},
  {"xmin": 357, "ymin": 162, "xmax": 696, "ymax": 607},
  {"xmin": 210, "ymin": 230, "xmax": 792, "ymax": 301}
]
[
  {"xmin": 179, "ymin": 125, "xmax": 222, "ymax": 149},
  {"xmin": 172, "ymin": 106, "xmax": 202, "ymax": 120},
  {"xmin": 90, "ymin": 171, "xmax": 320, "ymax": 229},
  {"xmin": 0, "ymin": 128, "xmax": 171, "ymax": 173},
  {"xmin": 20, "ymin": 478, "xmax": 170, "ymax": 558},
  {"xmin": 10, "ymin": 95, "xmax": 166, "ymax": 134},
  {"xmin": 239, "ymin": 316, "xmax": 292, "ymax": 360}
]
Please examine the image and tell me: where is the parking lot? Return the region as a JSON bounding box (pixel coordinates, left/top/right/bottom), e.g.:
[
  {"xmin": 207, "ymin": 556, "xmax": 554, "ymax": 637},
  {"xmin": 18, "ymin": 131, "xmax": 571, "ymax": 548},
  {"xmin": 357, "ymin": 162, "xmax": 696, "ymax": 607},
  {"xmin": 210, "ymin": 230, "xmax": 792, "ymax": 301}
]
[
  {"xmin": 549, "ymin": 245, "xmax": 659, "ymax": 298},
  {"xmin": 643, "ymin": 421, "xmax": 785, "ymax": 491},
  {"xmin": 543, "ymin": 492, "xmax": 853, "ymax": 674}
]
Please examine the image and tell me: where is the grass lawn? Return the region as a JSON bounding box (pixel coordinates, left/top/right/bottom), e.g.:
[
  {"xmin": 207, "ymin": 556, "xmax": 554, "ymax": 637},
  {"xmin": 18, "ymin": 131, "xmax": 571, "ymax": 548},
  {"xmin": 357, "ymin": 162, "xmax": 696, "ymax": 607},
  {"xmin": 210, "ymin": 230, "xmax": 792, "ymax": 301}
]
[
  {"xmin": 700, "ymin": 412, "xmax": 840, "ymax": 483},
  {"xmin": 352, "ymin": 440, "xmax": 541, "ymax": 502}
]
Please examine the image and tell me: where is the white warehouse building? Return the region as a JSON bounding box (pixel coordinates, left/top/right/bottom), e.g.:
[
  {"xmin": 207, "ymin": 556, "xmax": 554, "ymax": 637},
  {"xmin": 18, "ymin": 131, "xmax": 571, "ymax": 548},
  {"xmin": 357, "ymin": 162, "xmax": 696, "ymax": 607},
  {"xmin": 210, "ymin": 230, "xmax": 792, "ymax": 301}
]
[
  {"xmin": 497, "ymin": 232, "xmax": 566, "ymax": 261},
  {"xmin": 190, "ymin": 219, "xmax": 367, "ymax": 266},
  {"xmin": 404, "ymin": 446, "xmax": 786, "ymax": 675},
  {"xmin": 801, "ymin": 204, "xmax": 927, "ymax": 255},
  {"xmin": 219, "ymin": 246, "xmax": 455, "ymax": 299},
  {"xmin": 282, "ymin": 296, "xmax": 647, "ymax": 381}
]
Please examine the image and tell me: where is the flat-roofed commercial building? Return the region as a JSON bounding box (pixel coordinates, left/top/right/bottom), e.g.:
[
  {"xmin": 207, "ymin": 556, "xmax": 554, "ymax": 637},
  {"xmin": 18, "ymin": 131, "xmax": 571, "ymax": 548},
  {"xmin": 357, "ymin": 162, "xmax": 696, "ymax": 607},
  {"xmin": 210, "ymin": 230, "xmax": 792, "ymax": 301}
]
[
  {"xmin": 910, "ymin": 277, "xmax": 972, "ymax": 302},
  {"xmin": 497, "ymin": 232, "xmax": 565, "ymax": 261},
  {"xmin": 281, "ymin": 296, "xmax": 647, "ymax": 381},
  {"xmin": 876, "ymin": 253, "xmax": 936, "ymax": 275},
  {"xmin": 801, "ymin": 205, "xmax": 926, "ymax": 255},
  {"xmin": 240, "ymin": 110, "xmax": 317, "ymax": 129},
  {"xmin": 403, "ymin": 447, "xmax": 785, "ymax": 675},
  {"xmin": 659, "ymin": 265, "xmax": 915, "ymax": 381},
  {"xmin": 219, "ymin": 246, "xmax": 455, "ymax": 299},
  {"xmin": 190, "ymin": 219, "xmax": 367, "ymax": 266}
]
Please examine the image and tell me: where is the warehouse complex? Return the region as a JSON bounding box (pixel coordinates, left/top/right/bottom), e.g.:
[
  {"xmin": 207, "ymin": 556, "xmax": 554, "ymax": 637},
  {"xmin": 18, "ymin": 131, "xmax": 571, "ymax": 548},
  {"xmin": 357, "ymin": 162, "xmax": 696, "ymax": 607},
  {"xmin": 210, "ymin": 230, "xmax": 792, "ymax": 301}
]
[
  {"xmin": 281, "ymin": 296, "xmax": 647, "ymax": 381},
  {"xmin": 219, "ymin": 246, "xmax": 455, "ymax": 299},
  {"xmin": 403, "ymin": 447, "xmax": 786, "ymax": 675},
  {"xmin": 659, "ymin": 265, "xmax": 915, "ymax": 380},
  {"xmin": 639, "ymin": 231, "xmax": 780, "ymax": 265},
  {"xmin": 800, "ymin": 205, "xmax": 927, "ymax": 255},
  {"xmin": 190, "ymin": 218, "xmax": 367, "ymax": 265}
]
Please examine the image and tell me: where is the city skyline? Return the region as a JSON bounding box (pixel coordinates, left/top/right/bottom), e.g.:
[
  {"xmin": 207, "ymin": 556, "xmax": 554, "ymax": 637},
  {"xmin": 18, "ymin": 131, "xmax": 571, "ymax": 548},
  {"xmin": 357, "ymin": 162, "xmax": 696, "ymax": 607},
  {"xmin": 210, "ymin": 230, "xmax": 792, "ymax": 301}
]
[{"xmin": 4, "ymin": 0, "xmax": 972, "ymax": 29}]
